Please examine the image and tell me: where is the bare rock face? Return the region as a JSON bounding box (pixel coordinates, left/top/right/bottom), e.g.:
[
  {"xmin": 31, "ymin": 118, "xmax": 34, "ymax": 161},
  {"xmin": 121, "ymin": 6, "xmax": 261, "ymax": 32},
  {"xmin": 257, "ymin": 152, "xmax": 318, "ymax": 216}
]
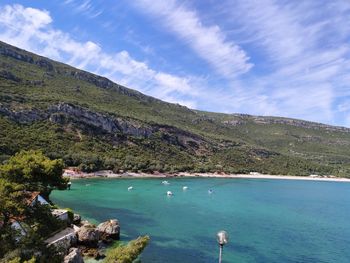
[
  {"xmin": 77, "ymin": 223, "xmax": 100, "ymax": 246},
  {"xmin": 97, "ymin": 219, "xmax": 120, "ymax": 241},
  {"xmin": 63, "ymin": 247, "xmax": 84, "ymax": 263},
  {"xmin": 0, "ymin": 70, "xmax": 21, "ymax": 82},
  {"xmin": 0, "ymin": 104, "xmax": 47, "ymax": 124}
]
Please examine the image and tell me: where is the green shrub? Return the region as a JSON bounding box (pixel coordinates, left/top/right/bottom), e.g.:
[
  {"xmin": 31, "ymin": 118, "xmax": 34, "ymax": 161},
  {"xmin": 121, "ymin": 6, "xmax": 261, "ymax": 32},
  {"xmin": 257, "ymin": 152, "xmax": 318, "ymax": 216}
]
[{"xmin": 104, "ymin": 235, "xmax": 150, "ymax": 263}]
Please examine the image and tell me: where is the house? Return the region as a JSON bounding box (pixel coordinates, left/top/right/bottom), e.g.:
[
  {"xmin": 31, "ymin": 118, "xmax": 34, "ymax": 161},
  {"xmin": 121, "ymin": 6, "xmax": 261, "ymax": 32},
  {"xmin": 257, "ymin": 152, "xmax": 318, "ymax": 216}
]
[
  {"xmin": 24, "ymin": 192, "xmax": 71, "ymax": 222},
  {"xmin": 0, "ymin": 217, "xmax": 27, "ymax": 240},
  {"xmin": 25, "ymin": 191, "xmax": 50, "ymax": 206},
  {"xmin": 52, "ymin": 209, "xmax": 69, "ymax": 221},
  {"xmin": 10, "ymin": 219, "xmax": 27, "ymax": 237}
]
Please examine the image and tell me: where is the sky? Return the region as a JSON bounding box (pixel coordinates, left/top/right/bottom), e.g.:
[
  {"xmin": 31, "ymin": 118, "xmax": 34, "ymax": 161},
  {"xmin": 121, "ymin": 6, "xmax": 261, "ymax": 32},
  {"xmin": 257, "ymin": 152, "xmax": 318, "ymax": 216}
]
[{"xmin": 0, "ymin": 0, "xmax": 350, "ymax": 127}]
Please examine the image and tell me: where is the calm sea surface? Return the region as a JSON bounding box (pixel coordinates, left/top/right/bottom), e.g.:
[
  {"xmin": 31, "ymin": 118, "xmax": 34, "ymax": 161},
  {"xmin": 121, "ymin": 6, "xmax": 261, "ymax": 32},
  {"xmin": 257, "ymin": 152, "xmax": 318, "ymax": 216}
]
[{"xmin": 51, "ymin": 178, "xmax": 350, "ymax": 263}]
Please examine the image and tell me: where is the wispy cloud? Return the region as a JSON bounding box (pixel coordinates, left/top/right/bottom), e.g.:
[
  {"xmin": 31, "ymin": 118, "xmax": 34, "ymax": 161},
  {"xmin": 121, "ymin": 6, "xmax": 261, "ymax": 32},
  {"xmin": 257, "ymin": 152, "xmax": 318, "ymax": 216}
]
[
  {"xmin": 62, "ymin": 0, "xmax": 103, "ymax": 19},
  {"xmin": 133, "ymin": 0, "xmax": 253, "ymax": 79},
  {"xmin": 1, "ymin": 1, "xmax": 350, "ymax": 126},
  {"xmin": 0, "ymin": 4, "xmax": 200, "ymax": 108},
  {"xmin": 212, "ymin": 0, "xmax": 350, "ymax": 125}
]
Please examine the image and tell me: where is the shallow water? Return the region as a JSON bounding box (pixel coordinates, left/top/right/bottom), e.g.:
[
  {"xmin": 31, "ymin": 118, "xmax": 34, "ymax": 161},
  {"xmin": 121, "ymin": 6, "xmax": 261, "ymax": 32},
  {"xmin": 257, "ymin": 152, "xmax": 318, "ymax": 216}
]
[{"xmin": 51, "ymin": 178, "xmax": 350, "ymax": 262}]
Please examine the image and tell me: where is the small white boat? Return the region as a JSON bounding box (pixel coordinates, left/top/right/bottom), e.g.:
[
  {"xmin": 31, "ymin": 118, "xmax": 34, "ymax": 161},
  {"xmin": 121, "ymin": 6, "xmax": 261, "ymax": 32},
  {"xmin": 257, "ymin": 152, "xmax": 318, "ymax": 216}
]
[
  {"xmin": 162, "ymin": 180, "xmax": 170, "ymax": 185},
  {"xmin": 128, "ymin": 186, "xmax": 133, "ymax": 191},
  {"xmin": 208, "ymin": 189, "xmax": 213, "ymax": 194},
  {"xmin": 167, "ymin": 191, "xmax": 173, "ymax": 196},
  {"xmin": 183, "ymin": 186, "xmax": 188, "ymax": 191}
]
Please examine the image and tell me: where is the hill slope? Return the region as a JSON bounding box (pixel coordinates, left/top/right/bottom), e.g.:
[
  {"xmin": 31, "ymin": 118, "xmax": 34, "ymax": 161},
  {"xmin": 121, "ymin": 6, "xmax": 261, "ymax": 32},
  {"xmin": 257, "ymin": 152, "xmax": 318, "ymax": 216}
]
[{"xmin": 1, "ymin": 40, "xmax": 350, "ymax": 177}]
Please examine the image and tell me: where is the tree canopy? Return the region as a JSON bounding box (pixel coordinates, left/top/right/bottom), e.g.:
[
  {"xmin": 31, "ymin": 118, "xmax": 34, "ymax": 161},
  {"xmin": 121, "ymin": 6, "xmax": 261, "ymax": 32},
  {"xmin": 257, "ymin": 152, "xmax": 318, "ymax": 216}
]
[
  {"xmin": 0, "ymin": 179, "xmax": 26, "ymax": 225},
  {"xmin": 0, "ymin": 150, "xmax": 67, "ymax": 198},
  {"xmin": 0, "ymin": 150, "xmax": 68, "ymax": 261}
]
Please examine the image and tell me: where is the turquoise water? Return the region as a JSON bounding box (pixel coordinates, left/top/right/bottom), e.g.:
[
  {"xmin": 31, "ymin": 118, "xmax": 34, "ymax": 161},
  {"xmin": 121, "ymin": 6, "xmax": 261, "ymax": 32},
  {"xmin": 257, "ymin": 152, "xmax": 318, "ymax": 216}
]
[{"xmin": 51, "ymin": 178, "xmax": 350, "ymax": 262}]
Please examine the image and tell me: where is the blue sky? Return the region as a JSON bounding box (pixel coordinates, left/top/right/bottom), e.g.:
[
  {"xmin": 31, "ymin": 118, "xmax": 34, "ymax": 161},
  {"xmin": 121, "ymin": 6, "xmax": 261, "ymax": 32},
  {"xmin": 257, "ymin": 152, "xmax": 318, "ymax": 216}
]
[{"xmin": 0, "ymin": 0, "xmax": 350, "ymax": 127}]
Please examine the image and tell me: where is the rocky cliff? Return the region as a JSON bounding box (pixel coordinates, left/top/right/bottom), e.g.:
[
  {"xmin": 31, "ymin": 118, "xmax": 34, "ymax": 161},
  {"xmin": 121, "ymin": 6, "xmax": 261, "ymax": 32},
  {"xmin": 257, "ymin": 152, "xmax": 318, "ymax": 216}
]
[{"xmin": 0, "ymin": 102, "xmax": 209, "ymax": 154}]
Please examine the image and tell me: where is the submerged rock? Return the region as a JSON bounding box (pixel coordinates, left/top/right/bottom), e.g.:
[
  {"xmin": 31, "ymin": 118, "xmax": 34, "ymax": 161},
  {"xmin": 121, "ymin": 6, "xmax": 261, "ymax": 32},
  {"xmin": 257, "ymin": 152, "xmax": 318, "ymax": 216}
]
[
  {"xmin": 97, "ymin": 219, "xmax": 120, "ymax": 241},
  {"xmin": 80, "ymin": 247, "xmax": 105, "ymax": 260},
  {"xmin": 63, "ymin": 247, "xmax": 84, "ymax": 263}
]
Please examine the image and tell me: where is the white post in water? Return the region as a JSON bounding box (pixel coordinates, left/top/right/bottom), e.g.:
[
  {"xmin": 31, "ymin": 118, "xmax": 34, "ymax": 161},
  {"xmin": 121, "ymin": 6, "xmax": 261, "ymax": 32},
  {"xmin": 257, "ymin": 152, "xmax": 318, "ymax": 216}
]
[{"xmin": 217, "ymin": 230, "xmax": 229, "ymax": 263}]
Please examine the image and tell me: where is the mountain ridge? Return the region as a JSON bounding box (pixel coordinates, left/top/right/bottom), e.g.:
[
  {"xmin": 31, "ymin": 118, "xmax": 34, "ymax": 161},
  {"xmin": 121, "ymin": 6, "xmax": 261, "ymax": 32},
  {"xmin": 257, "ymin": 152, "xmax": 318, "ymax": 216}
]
[
  {"xmin": 1, "ymin": 40, "xmax": 348, "ymax": 130},
  {"xmin": 1, "ymin": 40, "xmax": 350, "ymax": 177}
]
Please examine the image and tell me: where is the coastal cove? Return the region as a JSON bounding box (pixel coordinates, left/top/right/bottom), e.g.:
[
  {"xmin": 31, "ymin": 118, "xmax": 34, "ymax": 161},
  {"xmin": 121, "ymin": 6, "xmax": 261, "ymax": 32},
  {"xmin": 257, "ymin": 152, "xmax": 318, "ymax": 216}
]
[{"xmin": 51, "ymin": 177, "xmax": 350, "ymax": 262}]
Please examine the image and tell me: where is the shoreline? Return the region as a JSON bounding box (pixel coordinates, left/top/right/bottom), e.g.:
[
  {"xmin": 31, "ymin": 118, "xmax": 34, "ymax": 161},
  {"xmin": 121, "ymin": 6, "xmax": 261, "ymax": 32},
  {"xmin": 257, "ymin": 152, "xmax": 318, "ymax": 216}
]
[{"xmin": 63, "ymin": 169, "xmax": 350, "ymax": 183}]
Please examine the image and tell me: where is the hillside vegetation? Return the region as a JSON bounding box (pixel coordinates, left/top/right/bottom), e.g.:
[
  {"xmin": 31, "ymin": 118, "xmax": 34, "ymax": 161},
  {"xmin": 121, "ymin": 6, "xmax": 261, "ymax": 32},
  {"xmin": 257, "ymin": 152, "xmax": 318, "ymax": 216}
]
[{"xmin": 1, "ymin": 41, "xmax": 350, "ymax": 177}]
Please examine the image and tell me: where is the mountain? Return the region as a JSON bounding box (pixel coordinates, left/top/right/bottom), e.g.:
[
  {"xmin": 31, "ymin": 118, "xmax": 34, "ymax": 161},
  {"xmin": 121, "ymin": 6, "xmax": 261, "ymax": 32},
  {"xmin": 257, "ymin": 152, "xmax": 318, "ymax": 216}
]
[{"xmin": 1, "ymin": 40, "xmax": 349, "ymax": 177}]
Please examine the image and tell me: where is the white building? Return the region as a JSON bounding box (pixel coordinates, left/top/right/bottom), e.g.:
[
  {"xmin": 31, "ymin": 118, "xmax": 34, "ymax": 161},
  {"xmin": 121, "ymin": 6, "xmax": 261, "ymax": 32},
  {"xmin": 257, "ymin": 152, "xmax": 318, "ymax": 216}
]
[
  {"xmin": 25, "ymin": 191, "xmax": 50, "ymax": 206},
  {"xmin": 52, "ymin": 209, "xmax": 69, "ymax": 221}
]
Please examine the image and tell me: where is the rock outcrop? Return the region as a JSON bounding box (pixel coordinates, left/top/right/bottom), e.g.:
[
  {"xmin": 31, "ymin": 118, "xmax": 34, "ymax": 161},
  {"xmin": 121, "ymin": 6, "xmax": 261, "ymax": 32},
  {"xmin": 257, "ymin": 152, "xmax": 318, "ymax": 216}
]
[
  {"xmin": 0, "ymin": 44, "xmax": 34, "ymax": 63},
  {"xmin": 222, "ymin": 114, "xmax": 350, "ymax": 133},
  {"xmin": 49, "ymin": 103, "xmax": 120, "ymax": 134},
  {"xmin": 63, "ymin": 247, "xmax": 84, "ymax": 263},
  {"xmin": 0, "ymin": 104, "xmax": 47, "ymax": 124},
  {"xmin": 0, "ymin": 42, "xmax": 54, "ymax": 71},
  {"xmin": 0, "ymin": 102, "xmax": 209, "ymax": 153},
  {"xmin": 97, "ymin": 219, "xmax": 120, "ymax": 241},
  {"xmin": 49, "ymin": 103, "xmax": 154, "ymax": 137},
  {"xmin": 77, "ymin": 223, "xmax": 100, "ymax": 246},
  {"xmin": 73, "ymin": 214, "xmax": 81, "ymax": 225},
  {"xmin": 0, "ymin": 70, "xmax": 21, "ymax": 82}
]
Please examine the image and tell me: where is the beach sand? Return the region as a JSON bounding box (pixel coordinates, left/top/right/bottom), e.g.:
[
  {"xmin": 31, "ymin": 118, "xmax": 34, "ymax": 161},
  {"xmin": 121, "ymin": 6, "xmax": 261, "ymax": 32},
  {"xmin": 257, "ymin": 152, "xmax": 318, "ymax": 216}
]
[{"xmin": 63, "ymin": 169, "xmax": 350, "ymax": 182}]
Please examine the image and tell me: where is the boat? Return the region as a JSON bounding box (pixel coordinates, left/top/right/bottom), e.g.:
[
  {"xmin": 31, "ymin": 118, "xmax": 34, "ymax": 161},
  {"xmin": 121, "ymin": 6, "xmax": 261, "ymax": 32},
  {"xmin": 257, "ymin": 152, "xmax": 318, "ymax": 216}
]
[
  {"xmin": 208, "ymin": 189, "xmax": 213, "ymax": 194},
  {"xmin": 128, "ymin": 186, "xmax": 133, "ymax": 191},
  {"xmin": 183, "ymin": 186, "xmax": 188, "ymax": 190},
  {"xmin": 162, "ymin": 180, "xmax": 170, "ymax": 185},
  {"xmin": 167, "ymin": 191, "xmax": 173, "ymax": 196}
]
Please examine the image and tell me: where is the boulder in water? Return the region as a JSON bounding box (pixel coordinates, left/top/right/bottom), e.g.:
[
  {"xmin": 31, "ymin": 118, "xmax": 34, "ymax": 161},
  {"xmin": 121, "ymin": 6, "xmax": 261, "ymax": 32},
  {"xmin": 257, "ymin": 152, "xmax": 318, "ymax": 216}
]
[
  {"xmin": 77, "ymin": 223, "xmax": 100, "ymax": 246},
  {"xmin": 97, "ymin": 219, "xmax": 120, "ymax": 241}
]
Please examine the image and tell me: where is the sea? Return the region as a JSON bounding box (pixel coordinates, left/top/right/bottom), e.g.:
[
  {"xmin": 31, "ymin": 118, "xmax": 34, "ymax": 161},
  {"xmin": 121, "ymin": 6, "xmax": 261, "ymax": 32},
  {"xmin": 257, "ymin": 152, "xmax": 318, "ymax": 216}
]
[{"xmin": 51, "ymin": 177, "xmax": 350, "ymax": 263}]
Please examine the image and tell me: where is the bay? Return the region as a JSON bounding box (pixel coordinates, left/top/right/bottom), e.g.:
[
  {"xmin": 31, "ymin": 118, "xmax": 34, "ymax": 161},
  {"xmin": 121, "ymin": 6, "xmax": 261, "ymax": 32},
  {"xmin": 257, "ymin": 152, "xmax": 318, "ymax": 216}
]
[{"xmin": 51, "ymin": 178, "xmax": 350, "ymax": 263}]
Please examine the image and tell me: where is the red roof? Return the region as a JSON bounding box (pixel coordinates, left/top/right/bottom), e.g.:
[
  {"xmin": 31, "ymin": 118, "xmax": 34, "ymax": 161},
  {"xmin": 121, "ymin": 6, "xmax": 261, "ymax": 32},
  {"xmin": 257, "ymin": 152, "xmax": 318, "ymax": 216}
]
[{"xmin": 23, "ymin": 191, "xmax": 41, "ymax": 205}]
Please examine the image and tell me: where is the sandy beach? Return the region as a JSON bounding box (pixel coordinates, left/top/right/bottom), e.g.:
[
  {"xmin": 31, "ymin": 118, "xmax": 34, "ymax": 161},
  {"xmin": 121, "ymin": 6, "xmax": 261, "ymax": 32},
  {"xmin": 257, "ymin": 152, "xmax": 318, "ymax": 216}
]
[{"xmin": 63, "ymin": 169, "xmax": 350, "ymax": 182}]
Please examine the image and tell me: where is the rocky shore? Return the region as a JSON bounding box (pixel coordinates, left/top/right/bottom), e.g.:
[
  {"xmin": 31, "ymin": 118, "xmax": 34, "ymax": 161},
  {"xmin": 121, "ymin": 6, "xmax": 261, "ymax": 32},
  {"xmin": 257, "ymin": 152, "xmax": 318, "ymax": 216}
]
[{"xmin": 55, "ymin": 217, "xmax": 121, "ymax": 263}]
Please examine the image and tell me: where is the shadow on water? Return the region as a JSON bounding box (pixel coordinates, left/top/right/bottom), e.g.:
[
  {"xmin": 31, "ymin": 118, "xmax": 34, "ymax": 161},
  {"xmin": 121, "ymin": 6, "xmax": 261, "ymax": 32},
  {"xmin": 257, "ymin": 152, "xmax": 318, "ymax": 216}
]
[
  {"xmin": 231, "ymin": 242, "xmax": 272, "ymax": 263},
  {"xmin": 51, "ymin": 199, "xmax": 157, "ymax": 236},
  {"xmin": 140, "ymin": 235, "xmax": 217, "ymax": 263}
]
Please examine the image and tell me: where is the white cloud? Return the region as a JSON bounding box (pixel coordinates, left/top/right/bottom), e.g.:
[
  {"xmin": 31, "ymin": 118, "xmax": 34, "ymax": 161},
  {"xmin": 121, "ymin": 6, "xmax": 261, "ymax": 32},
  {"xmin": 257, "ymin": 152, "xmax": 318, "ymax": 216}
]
[
  {"xmin": 1, "ymin": 2, "xmax": 350, "ymax": 127},
  {"xmin": 213, "ymin": 0, "xmax": 350, "ymax": 125},
  {"xmin": 131, "ymin": 0, "xmax": 350, "ymax": 126},
  {"xmin": 154, "ymin": 73, "xmax": 194, "ymax": 94},
  {"xmin": 133, "ymin": 0, "xmax": 253, "ymax": 79},
  {"xmin": 0, "ymin": 4, "xmax": 201, "ymax": 109}
]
